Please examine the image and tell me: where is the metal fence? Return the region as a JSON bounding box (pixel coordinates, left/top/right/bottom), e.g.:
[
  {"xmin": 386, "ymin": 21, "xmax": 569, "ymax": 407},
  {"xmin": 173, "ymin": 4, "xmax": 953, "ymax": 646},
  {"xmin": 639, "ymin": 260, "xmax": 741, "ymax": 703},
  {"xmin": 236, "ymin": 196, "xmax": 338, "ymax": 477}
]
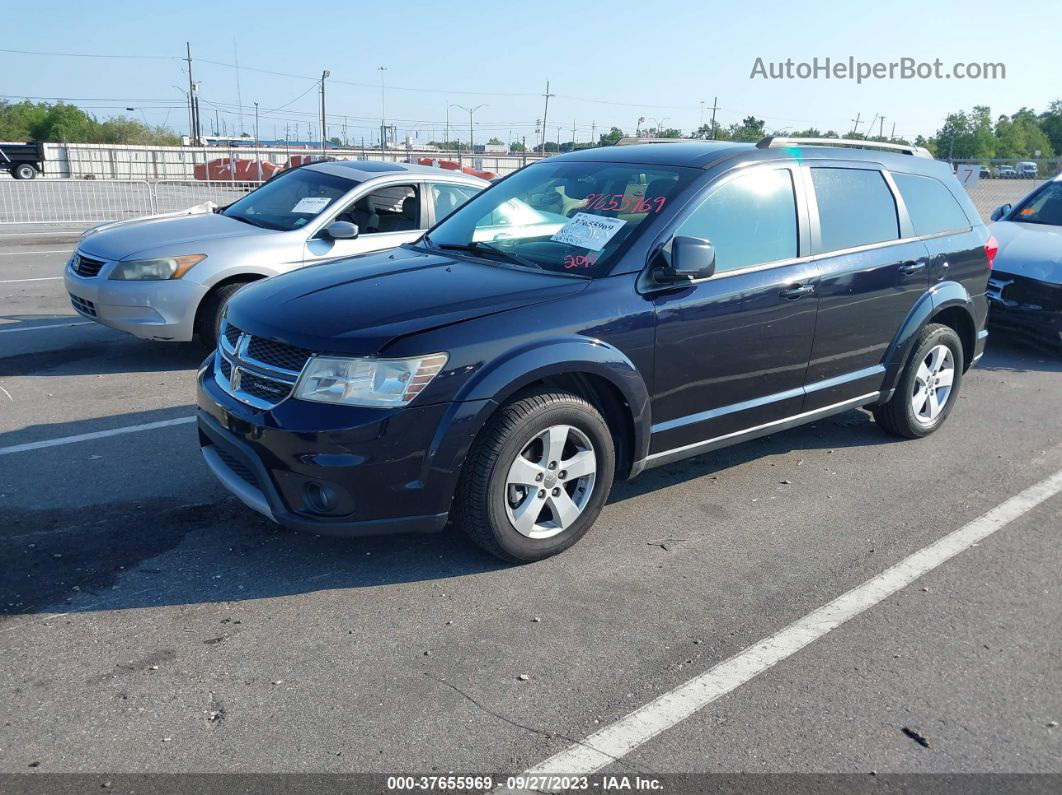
[
  {"xmin": 9, "ymin": 141, "xmax": 541, "ymax": 181},
  {"xmin": 0, "ymin": 179, "xmax": 261, "ymax": 224},
  {"xmin": 948, "ymin": 158, "xmax": 1061, "ymax": 221}
]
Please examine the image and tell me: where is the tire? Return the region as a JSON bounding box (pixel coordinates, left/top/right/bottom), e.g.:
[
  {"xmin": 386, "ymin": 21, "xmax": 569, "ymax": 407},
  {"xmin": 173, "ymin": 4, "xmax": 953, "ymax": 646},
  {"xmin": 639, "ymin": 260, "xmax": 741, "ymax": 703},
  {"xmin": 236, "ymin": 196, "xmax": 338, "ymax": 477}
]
[
  {"xmin": 13, "ymin": 163, "xmax": 37, "ymax": 180},
  {"xmin": 873, "ymin": 323, "xmax": 964, "ymax": 439},
  {"xmin": 195, "ymin": 280, "xmax": 251, "ymax": 346},
  {"xmin": 457, "ymin": 388, "xmax": 616, "ymax": 563}
]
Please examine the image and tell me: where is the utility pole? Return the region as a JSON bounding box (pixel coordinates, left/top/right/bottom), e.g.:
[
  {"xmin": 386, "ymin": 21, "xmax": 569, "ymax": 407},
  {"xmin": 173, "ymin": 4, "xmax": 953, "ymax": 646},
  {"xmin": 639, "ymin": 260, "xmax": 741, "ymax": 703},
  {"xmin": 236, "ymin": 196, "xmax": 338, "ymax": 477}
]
[
  {"xmin": 850, "ymin": 112, "xmax": 862, "ymax": 136},
  {"xmin": 571, "ymin": 116, "xmax": 576, "ymax": 150},
  {"xmin": 866, "ymin": 114, "xmax": 878, "ymax": 140},
  {"xmin": 214, "ymin": 109, "xmax": 220, "ymax": 137},
  {"xmin": 700, "ymin": 100, "xmax": 705, "ymax": 128},
  {"xmin": 879, "ymin": 115, "xmax": 886, "ymax": 140},
  {"xmin": 233, "ymin": 39, "xmax": 244, "ymax": 137},
  {"xmin": 540, "ymin": 80, "xmax": 554, "ymax": 153},
  {"xmin": 378, "ymin": 66, "xmax": 388, "ymax": 150},
  {"xmin": 709, "ymin": 97, "xmax": 718, "ymax": 139},
  {"xmin": 319, "ymin": 70, "xmax": 330, "ymax": 151},
  {"xmin": 445, "ymin": 102, "xmax": 450, "ymax": 151},
  {"xmin": 591, "ymin": 120, "xmax": 596, "ymax": 145},
  {"xmin": 890, "ymin": 121, "xmax": 896, "ymax": 141},
  {"xmin": 253, "ymin": 102, "xmax": 261, "ymax": 180},
  {"xmin": 184, "ymin": 42, "xmax": 199, "ymax": 144},
  {"xmin": 343, "ymin": 116, "xmax": 348, "ymax": 146}
]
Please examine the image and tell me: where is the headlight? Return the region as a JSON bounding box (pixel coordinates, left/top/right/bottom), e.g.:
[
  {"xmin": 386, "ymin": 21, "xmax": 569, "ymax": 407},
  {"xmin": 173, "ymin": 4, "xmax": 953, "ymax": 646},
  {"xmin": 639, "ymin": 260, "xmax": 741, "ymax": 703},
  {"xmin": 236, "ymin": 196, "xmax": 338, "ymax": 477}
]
[
  {"xmin": 294, "ymin": 353, "xmax": 448, "ymax": 407},
  {"xmin": 109, "ymin": 254, "xmax": 206, "ymax": 281}
]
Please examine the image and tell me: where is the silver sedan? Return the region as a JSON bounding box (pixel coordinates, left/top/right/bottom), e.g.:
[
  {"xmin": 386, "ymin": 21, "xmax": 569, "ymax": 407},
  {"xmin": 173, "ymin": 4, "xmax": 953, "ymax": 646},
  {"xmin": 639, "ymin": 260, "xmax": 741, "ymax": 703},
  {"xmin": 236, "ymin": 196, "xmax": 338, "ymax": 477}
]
[{"xmin": 63, "ymin": 161, "xmax": 487, "ymax": 342}]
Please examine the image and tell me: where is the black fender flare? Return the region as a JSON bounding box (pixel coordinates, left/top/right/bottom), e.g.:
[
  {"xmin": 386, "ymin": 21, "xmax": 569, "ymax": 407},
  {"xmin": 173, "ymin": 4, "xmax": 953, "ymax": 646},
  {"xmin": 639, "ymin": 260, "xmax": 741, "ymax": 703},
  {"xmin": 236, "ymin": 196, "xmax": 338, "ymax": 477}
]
[
  {"xmin": 881, "ymin": 280, "xmax": 977, "ymax": 395},
  {"xmin": 452, "ymin": 336, "xmax": 652, "ymax": 472}
]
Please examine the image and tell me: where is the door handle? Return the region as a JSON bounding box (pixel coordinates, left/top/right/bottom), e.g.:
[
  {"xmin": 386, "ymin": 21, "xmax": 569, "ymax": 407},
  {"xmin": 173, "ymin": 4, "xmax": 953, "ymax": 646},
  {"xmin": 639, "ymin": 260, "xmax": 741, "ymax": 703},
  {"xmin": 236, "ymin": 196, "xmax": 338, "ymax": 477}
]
[
  {"xmin": 899, "ymin": 259, "xmax": 927, "ymax": 275},
  {"xmin": 779, "ymin": 283, "xmax": 815, "ymax": 299}
]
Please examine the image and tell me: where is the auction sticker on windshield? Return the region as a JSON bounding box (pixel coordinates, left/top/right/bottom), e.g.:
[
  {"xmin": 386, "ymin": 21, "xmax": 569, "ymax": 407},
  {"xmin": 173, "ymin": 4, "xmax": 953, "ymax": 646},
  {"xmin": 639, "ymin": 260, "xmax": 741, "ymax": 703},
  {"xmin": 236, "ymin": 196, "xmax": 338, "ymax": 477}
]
[
  {"xmin": 551, "ymin": 213, "xmax": 627, "ymax": 251},
  {"xmin": 292, "ymin": 196, "xmax": 332, "ymax": 214}
]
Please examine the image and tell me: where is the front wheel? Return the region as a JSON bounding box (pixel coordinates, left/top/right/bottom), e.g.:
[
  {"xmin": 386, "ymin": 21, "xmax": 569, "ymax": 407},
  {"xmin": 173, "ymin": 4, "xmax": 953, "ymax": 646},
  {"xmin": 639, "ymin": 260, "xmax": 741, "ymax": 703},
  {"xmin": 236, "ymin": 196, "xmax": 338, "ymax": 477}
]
[
  {"xmin": 457, "ymin": 388, "xmax": 616, "ymax": 563},
  {"xmin": 873, "ymin": 323, "xmax": 964, "ymax": 439},
  {"xmin": 195, "ymin": 280, "xmax": 252, "ymax": 347}
]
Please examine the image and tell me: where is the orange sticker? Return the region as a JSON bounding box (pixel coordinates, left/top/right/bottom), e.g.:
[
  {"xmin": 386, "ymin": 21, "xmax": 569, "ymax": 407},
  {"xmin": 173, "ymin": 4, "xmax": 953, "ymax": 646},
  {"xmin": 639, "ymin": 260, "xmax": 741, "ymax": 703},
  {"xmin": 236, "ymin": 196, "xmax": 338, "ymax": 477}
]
[{"xmin": 1020, "ymin": 208, "xmax": 1035, "ymax": 216}]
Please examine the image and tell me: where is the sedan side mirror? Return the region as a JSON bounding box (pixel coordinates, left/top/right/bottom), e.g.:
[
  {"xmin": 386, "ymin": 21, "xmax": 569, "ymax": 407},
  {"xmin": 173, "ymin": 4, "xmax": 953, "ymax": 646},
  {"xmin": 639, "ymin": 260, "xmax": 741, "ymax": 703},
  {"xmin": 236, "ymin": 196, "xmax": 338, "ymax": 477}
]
[
  {"xmin": 655, "ymin": 236, "xmax": 716, "ymax": 283},
  {"xmin": 324, "ymin": 221, "xmax": 359, "ymax": 240},
  {"xmin": 990, "ymin": 204, "xmax": 1011, "ymax": 222}
]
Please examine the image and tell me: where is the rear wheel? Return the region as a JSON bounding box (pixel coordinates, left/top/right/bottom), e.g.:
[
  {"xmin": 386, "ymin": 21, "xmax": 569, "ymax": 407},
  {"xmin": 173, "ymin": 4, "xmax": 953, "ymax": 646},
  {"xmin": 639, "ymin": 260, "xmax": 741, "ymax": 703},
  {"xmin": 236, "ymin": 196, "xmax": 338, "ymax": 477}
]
[
  {"xmin": 13, "ymin": 163, "xmax": 37, "ymax": 180},
  {"xmin": 873, "ymin": 323, "xmax": 964, "ymax": 438},
  {"xmin": 195, "ymin": 280, "xmax": 252, "ymax": 347},
  {"xmin": 457, "ymin": 388, "xmax": 615, "ymax": 563}
]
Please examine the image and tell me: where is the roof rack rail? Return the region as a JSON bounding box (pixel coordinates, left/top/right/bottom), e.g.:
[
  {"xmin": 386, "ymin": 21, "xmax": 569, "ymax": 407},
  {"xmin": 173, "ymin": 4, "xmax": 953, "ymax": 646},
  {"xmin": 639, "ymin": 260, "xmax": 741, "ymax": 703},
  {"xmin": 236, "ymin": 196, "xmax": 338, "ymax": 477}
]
[
  {"xmin": 616, "ymin": 137, "xmax": 703, "ymax": 146},
  {"xmin": 756, "ymin": 136, "xmax": 933, "ymax": 159}
]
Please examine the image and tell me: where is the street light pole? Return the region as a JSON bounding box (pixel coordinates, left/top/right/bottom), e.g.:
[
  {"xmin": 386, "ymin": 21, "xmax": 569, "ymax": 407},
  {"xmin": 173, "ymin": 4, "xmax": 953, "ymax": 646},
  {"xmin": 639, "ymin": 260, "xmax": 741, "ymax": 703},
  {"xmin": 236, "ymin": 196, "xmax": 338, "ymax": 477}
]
[
  {"xmin": 378, "ymin": 66, "xmax": 388, "ymax": 149},
  {"xmin": 452, "ymin": 104, "xmax": 487, "ymax": 160}
]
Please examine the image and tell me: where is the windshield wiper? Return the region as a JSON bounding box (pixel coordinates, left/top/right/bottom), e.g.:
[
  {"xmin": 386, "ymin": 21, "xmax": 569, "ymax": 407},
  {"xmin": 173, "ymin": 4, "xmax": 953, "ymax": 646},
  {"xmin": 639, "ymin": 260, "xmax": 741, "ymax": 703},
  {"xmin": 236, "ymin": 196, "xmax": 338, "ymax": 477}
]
[{"xmin": 435, "ymin": 241, "xmax": 542, "ymax": 271}]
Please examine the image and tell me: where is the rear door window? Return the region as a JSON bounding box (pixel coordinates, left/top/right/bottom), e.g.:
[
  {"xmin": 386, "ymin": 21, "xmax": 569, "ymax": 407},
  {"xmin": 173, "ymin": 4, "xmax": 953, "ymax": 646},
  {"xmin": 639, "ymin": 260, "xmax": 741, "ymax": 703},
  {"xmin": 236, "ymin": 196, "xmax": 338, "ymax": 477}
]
[
  {"xmin": 811, "ymin": 168, "xmax": 899, "ymax": 253},
  {"xmin": 893, "ymin": 173, "xmax": 972, "ymax": 235},
  {"xmin": 675, "ymin": 167, "xmax": 798, "ymax": 273}
]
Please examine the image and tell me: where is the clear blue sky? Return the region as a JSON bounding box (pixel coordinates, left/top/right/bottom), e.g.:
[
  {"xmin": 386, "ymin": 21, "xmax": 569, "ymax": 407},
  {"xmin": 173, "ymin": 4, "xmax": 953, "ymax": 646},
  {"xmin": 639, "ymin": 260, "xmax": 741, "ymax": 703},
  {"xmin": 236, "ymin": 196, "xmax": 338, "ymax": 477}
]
[{"xmin": 3, "ymin": 0, "xmax": 1059, "ymax": 144}]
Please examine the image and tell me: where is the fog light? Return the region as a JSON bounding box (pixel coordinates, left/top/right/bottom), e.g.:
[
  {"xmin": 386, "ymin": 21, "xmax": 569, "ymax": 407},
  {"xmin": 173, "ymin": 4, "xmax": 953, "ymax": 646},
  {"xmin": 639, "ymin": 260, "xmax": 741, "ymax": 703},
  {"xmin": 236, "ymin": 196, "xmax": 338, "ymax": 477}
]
[{"xmin": 303, "ymin": 481, "xmax": 339, "ymax": 514}]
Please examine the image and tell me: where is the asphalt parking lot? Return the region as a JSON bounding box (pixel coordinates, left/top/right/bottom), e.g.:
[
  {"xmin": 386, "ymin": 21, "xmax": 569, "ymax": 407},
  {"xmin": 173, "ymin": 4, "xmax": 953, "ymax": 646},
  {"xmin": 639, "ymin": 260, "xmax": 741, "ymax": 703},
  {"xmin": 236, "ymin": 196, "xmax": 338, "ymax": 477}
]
[{"xmin": 0, "ymin": 227, "xmax": 1060, "ymax": 777}]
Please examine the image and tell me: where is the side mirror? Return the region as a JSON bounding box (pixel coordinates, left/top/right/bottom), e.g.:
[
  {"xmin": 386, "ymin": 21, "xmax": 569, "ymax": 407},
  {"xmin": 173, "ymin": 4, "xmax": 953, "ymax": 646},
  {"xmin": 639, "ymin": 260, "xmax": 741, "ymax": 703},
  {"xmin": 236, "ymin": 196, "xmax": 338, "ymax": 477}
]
[
  {"xmin": 655, "ymin": 236, "xmax": 716, "ymax": 283},
  {"xmin": 324, "ymin": 221, "xmax": 359, "ymax": 240},
  {"xmin": 989, "ymin": 204, "xmax": 1011, "ymax": 222}
]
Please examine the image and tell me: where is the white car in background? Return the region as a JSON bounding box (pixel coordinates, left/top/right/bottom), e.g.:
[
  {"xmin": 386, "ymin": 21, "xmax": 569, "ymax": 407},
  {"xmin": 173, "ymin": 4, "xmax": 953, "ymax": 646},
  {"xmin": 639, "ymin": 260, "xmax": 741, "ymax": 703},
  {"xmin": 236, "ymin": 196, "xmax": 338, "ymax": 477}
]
[{"xmin": 63, "ymin": 161, "xmax": 487, "ymax": 343}]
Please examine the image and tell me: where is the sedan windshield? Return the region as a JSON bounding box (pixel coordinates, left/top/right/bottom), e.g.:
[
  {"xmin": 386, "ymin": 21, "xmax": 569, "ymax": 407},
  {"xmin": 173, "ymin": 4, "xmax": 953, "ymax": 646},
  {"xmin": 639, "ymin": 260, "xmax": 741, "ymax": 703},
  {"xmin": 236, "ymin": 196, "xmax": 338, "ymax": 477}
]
[
  {"xmin": 1012, "ymin": 181, "xmax": 1062, "ymax": 226},
  {"xmin": 222, "ymin": 168, "xmax": 358, "ymax": 231},
  {"xmin": 423, "ymin": 160, "xmax": 698, "ymax": 276}
]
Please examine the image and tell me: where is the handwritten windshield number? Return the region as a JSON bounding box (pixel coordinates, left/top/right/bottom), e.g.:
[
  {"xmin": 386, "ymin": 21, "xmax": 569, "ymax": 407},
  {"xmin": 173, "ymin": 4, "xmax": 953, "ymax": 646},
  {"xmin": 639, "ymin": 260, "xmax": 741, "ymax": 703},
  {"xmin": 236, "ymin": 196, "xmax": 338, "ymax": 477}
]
[
  {"xmin": 581, "ymin": 194, "xmax": 666, "ymax": 214},
  {"xmin": 564, "ymin": 253, "xmax": 598, "ymax": 270}
]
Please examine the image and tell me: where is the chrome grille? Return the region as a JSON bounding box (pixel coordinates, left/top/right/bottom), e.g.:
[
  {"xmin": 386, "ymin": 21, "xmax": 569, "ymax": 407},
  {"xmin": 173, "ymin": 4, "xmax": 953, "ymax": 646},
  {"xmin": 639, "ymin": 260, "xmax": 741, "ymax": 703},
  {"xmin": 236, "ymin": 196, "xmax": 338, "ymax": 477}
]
[
  {"xmin": 214, "ymin": 319, "xmax": 308, "ymax": 410},
  {"xmin": 72, "ymin": 253, "xmax": 106, "ymax": 277}
]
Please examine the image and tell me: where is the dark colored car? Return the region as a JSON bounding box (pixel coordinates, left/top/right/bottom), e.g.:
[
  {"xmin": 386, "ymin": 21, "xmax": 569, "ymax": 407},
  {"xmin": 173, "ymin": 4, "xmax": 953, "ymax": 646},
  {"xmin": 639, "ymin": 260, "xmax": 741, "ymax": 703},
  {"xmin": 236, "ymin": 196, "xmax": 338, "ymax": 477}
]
[
  {"xmin": 987, "ymin": 177, "xmax": 1062, "ymax": 351},
  {"xmin": 197, "ymin": 137, "xmax": 994, "ymax": 562}
]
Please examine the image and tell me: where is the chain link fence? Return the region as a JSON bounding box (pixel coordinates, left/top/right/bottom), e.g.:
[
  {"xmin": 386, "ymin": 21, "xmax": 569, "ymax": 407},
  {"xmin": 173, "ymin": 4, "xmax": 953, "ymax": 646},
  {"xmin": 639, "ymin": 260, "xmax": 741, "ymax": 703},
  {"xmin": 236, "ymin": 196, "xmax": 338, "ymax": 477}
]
[{"xmin": 948, "ymin": 158, "xmax": 1061, "ymax": 221}]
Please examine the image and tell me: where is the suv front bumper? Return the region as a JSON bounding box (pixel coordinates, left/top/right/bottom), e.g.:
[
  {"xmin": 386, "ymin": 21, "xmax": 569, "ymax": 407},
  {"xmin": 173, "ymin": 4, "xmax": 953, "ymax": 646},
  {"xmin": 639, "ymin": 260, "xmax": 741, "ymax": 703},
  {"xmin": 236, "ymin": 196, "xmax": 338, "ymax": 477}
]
[{"xmin": 197, "ymin": 359, "xmax": 492, "ymax": 538}]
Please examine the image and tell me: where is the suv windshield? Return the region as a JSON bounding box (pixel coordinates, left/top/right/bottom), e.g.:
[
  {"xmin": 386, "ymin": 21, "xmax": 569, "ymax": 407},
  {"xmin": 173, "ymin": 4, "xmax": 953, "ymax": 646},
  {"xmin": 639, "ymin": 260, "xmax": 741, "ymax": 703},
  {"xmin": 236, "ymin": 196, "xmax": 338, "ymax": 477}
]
[
  {"xmin": 422, "ymin": 160, "xmax": 698, "ymax": 277},
  {"xmin": 222, "ymin": 168, "xmax": 358, "ymax": 231},
  {"xmin": 1012, "ymin": 181, "xmax": 1062, "ymax": 226}
]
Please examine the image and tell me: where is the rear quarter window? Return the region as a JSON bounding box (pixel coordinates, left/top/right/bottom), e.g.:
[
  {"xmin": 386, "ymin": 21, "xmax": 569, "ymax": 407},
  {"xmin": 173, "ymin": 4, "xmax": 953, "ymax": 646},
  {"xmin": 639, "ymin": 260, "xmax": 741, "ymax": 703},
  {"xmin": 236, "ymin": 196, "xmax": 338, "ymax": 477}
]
[
  {"xmin": 811, "ymin": 168, "xmax": 899, "ymax": 253},
  {"xmin": 892, "ymin": 173, "xmax": 972, "ymax": 236}
]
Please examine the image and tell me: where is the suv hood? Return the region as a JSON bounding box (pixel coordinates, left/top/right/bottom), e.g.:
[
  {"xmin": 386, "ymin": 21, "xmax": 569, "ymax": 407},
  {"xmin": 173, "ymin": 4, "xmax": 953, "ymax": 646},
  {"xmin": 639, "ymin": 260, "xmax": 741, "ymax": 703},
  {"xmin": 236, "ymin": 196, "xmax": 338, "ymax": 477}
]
[
  {"xmin": 77, "ymin": 212, "xmax": 272, "ymax": 261},
  {"xmin": 991, "ymin": 220, "xmax": 1062, "ymax": 284},
  {"xmin": 225, "ymin": 246, "xmax": 589, "ymax": 356}
]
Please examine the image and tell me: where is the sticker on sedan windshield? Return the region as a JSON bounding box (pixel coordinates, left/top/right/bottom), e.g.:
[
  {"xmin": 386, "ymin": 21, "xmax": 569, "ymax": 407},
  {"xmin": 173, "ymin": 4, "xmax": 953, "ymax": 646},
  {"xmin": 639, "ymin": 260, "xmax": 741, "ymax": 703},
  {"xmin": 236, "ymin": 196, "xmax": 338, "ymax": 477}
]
[
  {"xmin": 291, "ymin": 196, "xmax": 332, "ymax": 214},
  {"xmin": 550, "ymin": 212, "xmax": 627, "ymax": 251}
]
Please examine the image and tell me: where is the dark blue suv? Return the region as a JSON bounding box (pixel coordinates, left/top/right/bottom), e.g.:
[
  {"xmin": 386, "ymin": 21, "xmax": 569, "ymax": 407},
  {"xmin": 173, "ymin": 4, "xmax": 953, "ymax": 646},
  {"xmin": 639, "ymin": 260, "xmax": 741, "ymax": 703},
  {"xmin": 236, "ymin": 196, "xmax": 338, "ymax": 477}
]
[{"xmin": 197, "ymin": 138, "xmax": 994, "ymax": 562}]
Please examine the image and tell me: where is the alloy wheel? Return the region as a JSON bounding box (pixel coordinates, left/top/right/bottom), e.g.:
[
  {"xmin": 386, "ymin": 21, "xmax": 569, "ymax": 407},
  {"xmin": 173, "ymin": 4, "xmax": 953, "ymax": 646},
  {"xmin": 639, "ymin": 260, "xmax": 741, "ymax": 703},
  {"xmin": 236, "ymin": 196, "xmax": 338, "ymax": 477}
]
[
  {"xmin": 504, "ymin": 424, "xmax": 597, "ymax": 539},
  {"xmin": 911, "ymin": 344, "xmax": 955, "ymax": 424}
]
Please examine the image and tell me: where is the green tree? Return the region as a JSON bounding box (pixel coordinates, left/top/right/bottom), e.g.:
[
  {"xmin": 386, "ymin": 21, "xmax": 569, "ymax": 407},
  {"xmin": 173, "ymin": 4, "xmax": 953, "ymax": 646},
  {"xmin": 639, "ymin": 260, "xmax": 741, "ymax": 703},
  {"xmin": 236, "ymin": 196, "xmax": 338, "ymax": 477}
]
[
  {"xmin": 597, "ymin": 126, "xmax": 625, "ymax": 146},
  {"xmin": 509, "ymin": 140, "xmax": 526, "ymax": 152},
  {"xmin": 727, "ymin": 116, "xmax": 766, "ymax": 142},
  {"xmin": 486, "ymin": 137, "xmax": 504, "ymax": 146},
  {"xmin": 1039, "ymin": 101, "xmax": 1062, "ymax": 156}
]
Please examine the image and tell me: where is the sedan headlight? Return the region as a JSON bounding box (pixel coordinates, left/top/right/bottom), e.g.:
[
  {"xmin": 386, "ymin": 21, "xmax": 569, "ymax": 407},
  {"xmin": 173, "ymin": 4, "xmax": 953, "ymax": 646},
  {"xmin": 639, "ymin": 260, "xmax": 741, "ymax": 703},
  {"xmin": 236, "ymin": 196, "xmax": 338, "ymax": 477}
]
[
  {"xmin": 109, "ymin": 254, "xmax": 206, "ymax": 281},
  {"xmin": 294, "ymin": 353, "xmax": 448, "ymax": 407}
]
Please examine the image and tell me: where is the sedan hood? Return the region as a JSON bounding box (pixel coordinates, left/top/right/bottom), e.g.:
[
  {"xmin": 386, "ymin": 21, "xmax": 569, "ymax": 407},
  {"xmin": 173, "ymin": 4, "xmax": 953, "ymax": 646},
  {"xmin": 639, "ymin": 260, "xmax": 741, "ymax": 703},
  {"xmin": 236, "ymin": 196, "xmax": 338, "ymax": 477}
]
[
  {"xmin": 990, "ymin": 220, "xmax": 1062, "ymax": 284},
  {"xmin": 225, "ymin": 246, "xmax": 589, "ymax": 355},
  {"xmin": 77, "ymin": 212, "xmax": 272, "ymax": 261}
]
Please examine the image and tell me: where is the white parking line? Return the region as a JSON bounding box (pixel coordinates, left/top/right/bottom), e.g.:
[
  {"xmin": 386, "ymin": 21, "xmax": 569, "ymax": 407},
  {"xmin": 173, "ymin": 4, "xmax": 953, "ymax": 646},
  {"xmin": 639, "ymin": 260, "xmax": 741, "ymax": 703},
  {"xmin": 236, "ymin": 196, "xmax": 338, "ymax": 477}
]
[
  {"xmin": 0, "ymin": 276, "xmax": 63, "ymax": 283},
  {"xmin": 0, "ymin": 321, "xmax": 93, "ymax": 334},
  {"xmin": 0, "ymin": 250, "xmax": 70, "ymax": 255},
  {"xmin": 523, "ymin": 466, "xmax": 1062, "ymax": 777},
  {"xmin": 0, "ymin": 416, "xmax": 196, "ymax": 456}
]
